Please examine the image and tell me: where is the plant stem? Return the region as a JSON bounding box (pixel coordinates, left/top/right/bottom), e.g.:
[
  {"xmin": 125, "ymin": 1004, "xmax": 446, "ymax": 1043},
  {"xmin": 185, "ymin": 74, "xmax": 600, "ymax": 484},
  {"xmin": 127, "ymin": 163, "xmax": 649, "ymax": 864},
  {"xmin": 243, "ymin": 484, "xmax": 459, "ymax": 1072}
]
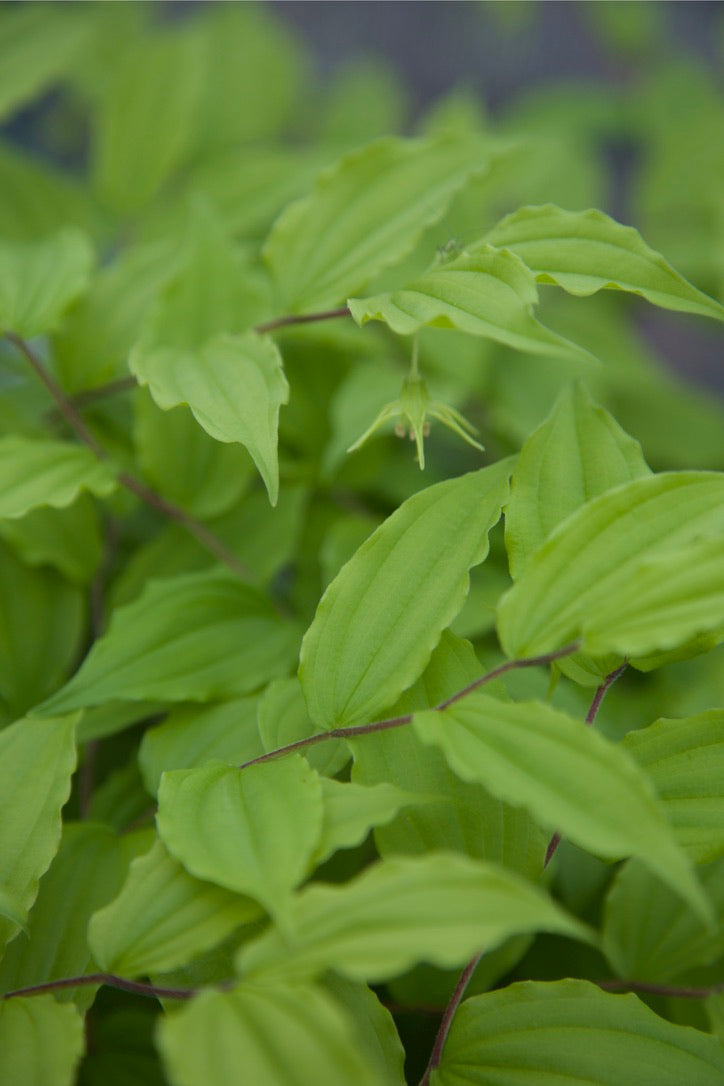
[
  {"xmin": 418, "ymin": 951, "xmax": 483, "ymax": 1086},
  {"xmin": 254, "ymin": 305, "xmax": 350, "ymax": 334},
  {"xmin": 240, "ymin": 643, "xmax": 581, "ymax": 770},
  {"xmin": 6, "ymin": 334, "xmax": 256, "ymax": 583},
  {"xmin": 544, "ymin": 661, "xmax": 628, "ymax": 867},
  {"xmin": 1, "ymin": 973, "xmax": 232, "ymax": 1003}
]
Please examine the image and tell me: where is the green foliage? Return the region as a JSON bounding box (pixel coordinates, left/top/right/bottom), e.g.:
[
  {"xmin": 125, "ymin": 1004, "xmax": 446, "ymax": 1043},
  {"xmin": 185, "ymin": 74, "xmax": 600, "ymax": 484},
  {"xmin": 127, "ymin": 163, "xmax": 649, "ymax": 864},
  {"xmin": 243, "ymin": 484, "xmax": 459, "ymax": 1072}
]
[{"xmin": 0, "ymin": 3, "xmax": 722, "ymax": 1082}]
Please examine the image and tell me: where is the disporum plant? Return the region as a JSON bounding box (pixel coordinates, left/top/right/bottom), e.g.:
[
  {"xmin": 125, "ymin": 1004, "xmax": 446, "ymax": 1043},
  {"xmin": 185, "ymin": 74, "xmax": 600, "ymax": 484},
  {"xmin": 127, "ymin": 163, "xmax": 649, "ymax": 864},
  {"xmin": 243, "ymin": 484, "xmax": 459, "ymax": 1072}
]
[{"xmin": 0, "ymin": 4, "xmax": 723, "ymax": 1084}]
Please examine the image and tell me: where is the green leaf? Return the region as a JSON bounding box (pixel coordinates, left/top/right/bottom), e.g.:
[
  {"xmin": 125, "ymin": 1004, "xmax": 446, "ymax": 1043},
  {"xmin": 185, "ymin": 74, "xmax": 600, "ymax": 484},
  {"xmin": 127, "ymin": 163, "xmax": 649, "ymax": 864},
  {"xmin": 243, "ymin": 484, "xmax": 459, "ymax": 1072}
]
[
  {"xmin": 0, "ymin": 494, "xmax": 103, "ymax": 584},
  {"xmin": 257, "ymin": 678, "xmax": 350, "ymax": 778},
  {"xmin": 0, "ymin": 436, "xmax": 116, "ymax": 519},
  {"xmin": 497, "ymin": 472, "xmax": 724, "ymax": 660},
  {"xmin": 349, "ymin": 247, "xmax": 591, "ymax": 362},
  {"xmin": 0, "ymin": 823, "xmax": 127, "ymax": 1000},
  {"xmin": 34, "ymin": 569, "xmax": 299, "ymax": 715},
  {"xmin": 481, "ymin": 204, "xmax": 724, "ymax": 321},
  {"xmin": 431, "ymin": 979, "xmax": 724, "ymax": 1086},
  {"xmin": 0, "ymin": 714, "xmax": 77, "ymax": 952},
  {"xmin": 300, "ymin": 460, "xmax": 513, "ymax": 729},
  {"xmin": 0, "ymin": 541, "xmax": 86, "ymax": 718},
  {"xmin": 0, "ymin": 995, "xmax": 84, "ymax": 1086},
  {"xmin": 602, "ymin": 857, "xmax": 724, "ymax": 984},
  {"xmin": 88, "ymin": 837, "xmax": 260, "ymax": 978},
  {"xmin": 157, "ymin": 758, "xmax": 323, "ymax": 917},
  {"xmin": 156, "ymin": 981, "xmax": 381, "ymax": 1086},
  {"xmin": 139, "ymin": 697, "xmax": 264, "ymax": 796},
  {"xmin": 412, "ymin": 693, "xmax": 712, "ymax": 924},
  {"xmin": 505, "ymin": 382, "xmax": 650, "ymax": 579},
  {"xmin": 237, "ymin": 852, "xmax": 592, "ymax": 984},
  {"xmin": 313, "ymin": 778, "xmax": 420, "ymax": 866},
  {"xmin": 0, "ymin": 229, "xmax": 94, "ymax": 337},
  {"xmin": 91, "ymin": 26, "xmax": 205, "ymax": 213},
  {"xmin": 131, "ymin": 333, "xmax": 288, "ymax": 505},
  {"xmin": 351, "ymin": 631, "xmax": 546, "ymax": 879},
  {"xmin": 323, "ymin": 976, "xmax": 407, "ymax": 1086},
  {"xmin": 0, "ymin": 4, "xmax": 90, "ymax": 122},
  {"xmin": 263, "ymin": 133, "xmax": 491, "ymax": 312},
  {"xmin": 622, "ymin": 710, "xmax": 724, "ymax": 863}
]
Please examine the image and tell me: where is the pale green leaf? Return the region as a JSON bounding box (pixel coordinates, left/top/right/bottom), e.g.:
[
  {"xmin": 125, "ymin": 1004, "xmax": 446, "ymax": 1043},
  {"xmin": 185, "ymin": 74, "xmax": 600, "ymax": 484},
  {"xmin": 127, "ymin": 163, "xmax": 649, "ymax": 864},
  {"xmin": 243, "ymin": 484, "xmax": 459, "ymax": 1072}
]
[
  {"xmin": 412, "ymin": 694, "xmax": 712, "ymax": 923},
  {"xmin": 351, "ymin": 631, "xmax": 546, "ymax": 879},
  {"xmin": 0, "ymin": 823, "xmax": 127, "ymax": 1001},
  {"xmin": 313, "ymin": 778, "xmax": 420, "ymax": 866},
  {"xmin": 602, "ymin": 857, "xmax": 724, "ymax": 983},
  {"xmin": 431, "ymin": 979, "xmax": 724, "ymax": 1086},
  {"xmin": 0, "ymin": 995, "xmax": 84, "ymax": 1086},
  {"xmin": 622, "ymin": 710, "xmax": 724, "ymax": 863},
  {"xmin": 263, "ymin": 133, "xmax": 491, "ymax": 312},
  {"xmin": 481, "ymin": 204, "xmax": 724, "ymax": 321},
  {"xmin": 505, "ymin": 382, "xmax": 650, "ymax": 579},
  {"xmin": 88, "ymin": 837, "xmax": 260, "ymax": 978},
  {"xmin": 257, "ymin": 678, "xmax": 350, "ymax": 778},
  {"xmin": 0, "ymin": 4, "xmax": 90, "ymax": 122},
  {"xmin": 34, "ymin": 569, "xmax": 299, "ymax": 715},
  {"xmin": 237, "ymin": 852, "xmax": 592, "ymax": 983},
  {"xmin": 0, "ymin": 141, "xmax": 95, "ymax": 244},
  {"xmin": 0, "ymin": 494, "xmax": 103, "ymax": 584},
  {"xmin": 156, "ymin": 981, "xmax": 380, "ymax": 1086},
  {"xmin": 497, "ymin": 472, "xmax": 724, "ymax": 659},
  {"xmin": 92, "ymin": 26, "xmax": 205, "ymax": 213},
  {"xmin": 157, "ymin": 758, "xmax": 322, "ymax": 917},
  {"xmin": 0, "ymin": 229, "xmax": 94, "ymax": 337},
  {"xmin": 323, "ymin": 977, "xmax": 407, "ymax": 1086},
  {"xmin": 0, "ymin": 437, "xmax": 116, "ymax": 519},
  {"xmin": 131, "ymin": 333, "xmax": 288, "ymax": 505},
  {"xmin": 300, "ymin": 460, "xmax": 513, "ymax": 729},
  {"xmin": 349, "ymin": 246, "xmax": 591, "ymax": 361},
  {"xmin": 0, "ymin": 715, "xmax": 77, "ymax": 952},
  {"xmin": 139, "ymin": 697, "xmax": 264, "ymax": 796}
]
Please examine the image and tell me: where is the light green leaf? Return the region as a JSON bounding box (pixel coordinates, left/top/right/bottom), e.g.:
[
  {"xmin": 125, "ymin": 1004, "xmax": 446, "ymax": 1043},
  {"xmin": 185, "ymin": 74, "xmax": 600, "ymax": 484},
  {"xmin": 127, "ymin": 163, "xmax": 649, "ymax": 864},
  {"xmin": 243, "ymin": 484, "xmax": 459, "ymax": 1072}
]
[
  {"xmin": 431, "ymin": 979, "xmax": 724, "ymax": 1086},
  {"xmin": 134, "ymin": 391, "xmax": 254, "ymax": 519},
  {"xmin": 0, "ymin": 541, "xmax": 86, "ymax": 718},
  {"xmin": 481, "ymin": 204, "xmax": 724, "ymax": 321},
  {"xmin": 0, "ymin": 141, "xmax": 95, "ymax": 244},
  {"xmin": 0, "ymin": 437, "xmax": 116, "ymax": 520},
  {"xmin": 131, "ymin": 333, "xmax": 288, "ymax": 505},
  {"xmin": 0, "ymin": 823, "xmax": 127, "ymax": 1001},
  {"xmin": 0, "ymin": 494, "xmax": 103, "ymax": 584},
  {"xmin": 34, "ymin": 569, "xmax": 299, "ymax": 715},
  {"xmin": 0, "ymin": 995, "xmax": 84, "ymax": 1086},
  {"xmin": 237, "ymin": 852, "xmax": 592, "ymax": 984},
  {"xmin": 0, "ymin": 229, "xmax": 94, "ymax": 337},
  {"xmin": 323, "ymin": 977, "xmax": 407, "ymax": 1086},
  {"xmin": 92, "ymin": 26, "xmax": 205, "ymax": 213},
  {"xmin": 156, "ymin": 981, "xmax": 380, "ymax": 1086},
  {"xmin": 88, "ymin": 837, "xmax": 260, "ymax": 978},
  {"xmin": 602, "ymin": 857, "xmax": 724, "ymax": 984},
  {"xmin": 412, "ymin": 693, "xmax": 712, "ymax": 923},
  {"xmin": 157, "ymin": 758, "xmax": 323, "ymax": 917},
  {"xmin": 349, "ymin": 247, "xmax": 591, "ymax": 361},
  {"xmin": 505, "ymin": 382, "xmax": 650, "ymax": 579},
  {"xmin": 300, "ymin": 460, "xmax": 513, "ymax": 729},
  {"xmin": 313, "ymin": 778, "xmax": 420, "ymax": 866},
  {"xmin": 0, "ymin": 715, "xmax": 77, "ymax": 952},
  {"xmin": 0, "ymin": 4, "xmax": 90, "ymax": 122},
  {"xmin": 257, "ymin": 677, "xmax": 350, "ymax": 778},
  {"xmin": 622, "ymin": 710, "xmax": 724, "ymax": 863},
  {"xmin": 351, "ymin": 631, "xmax": 546, "ymax": 879},
  {"xmin": 263, "ymin": 133, "xmax": 491, "ymax": 312},
  {"xmin": 139, "ymin": 697, "xmax": 264, "ymax": 796},
  {"xmin": 497, "ymin": 472, "xmax": 724, "ymax": 659}
]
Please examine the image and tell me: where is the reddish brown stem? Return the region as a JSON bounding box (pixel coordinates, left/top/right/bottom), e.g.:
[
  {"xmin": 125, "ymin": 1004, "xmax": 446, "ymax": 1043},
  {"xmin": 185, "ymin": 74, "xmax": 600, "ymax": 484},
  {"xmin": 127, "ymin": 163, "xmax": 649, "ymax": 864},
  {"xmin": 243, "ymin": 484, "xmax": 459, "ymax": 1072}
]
[
  {"xmin": 419, "ymin": 952, "xmax": 483, "ymax": 1086},
  {"xmin": 2, "ymin": 972, "xmax": 232, "ymax": 1002}
]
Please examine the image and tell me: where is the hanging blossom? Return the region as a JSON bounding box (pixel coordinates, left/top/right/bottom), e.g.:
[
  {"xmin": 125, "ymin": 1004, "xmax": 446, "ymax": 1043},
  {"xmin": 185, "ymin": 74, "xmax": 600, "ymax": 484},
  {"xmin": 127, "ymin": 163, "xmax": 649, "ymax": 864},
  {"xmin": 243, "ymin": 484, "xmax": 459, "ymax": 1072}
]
[{"xmin": 347, "ymin": 373, "xmax": 484, "ymax": 470}]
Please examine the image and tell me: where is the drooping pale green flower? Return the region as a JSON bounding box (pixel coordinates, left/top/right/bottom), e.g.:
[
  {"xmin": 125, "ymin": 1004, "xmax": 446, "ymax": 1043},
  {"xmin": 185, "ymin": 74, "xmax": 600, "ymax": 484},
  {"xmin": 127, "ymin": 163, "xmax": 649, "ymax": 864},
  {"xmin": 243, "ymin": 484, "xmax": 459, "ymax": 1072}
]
[{"xmin": 347, "ymin": 373, "xmax": 484, "ymax": 469}]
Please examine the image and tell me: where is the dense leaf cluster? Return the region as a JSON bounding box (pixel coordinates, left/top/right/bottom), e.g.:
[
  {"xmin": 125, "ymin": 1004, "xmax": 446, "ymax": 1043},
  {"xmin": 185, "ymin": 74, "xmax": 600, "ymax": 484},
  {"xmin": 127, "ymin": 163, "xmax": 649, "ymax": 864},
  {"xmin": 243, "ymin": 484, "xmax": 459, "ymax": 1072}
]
[{"xmin": 0, "ymin": 4, "xmax": 722, "ymax": 1084}]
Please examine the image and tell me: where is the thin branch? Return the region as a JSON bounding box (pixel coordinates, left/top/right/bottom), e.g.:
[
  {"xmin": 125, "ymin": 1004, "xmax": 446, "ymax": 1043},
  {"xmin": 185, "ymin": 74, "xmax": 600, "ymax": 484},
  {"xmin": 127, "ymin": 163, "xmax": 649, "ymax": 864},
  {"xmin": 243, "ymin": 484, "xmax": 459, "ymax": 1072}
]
[
  {"xmin": 5, "ymin": 334, "xmax": 257, "ymax": 583},
  {"xmin": 419, "ymin": 951, "xmax": 483, "ymax": 1086},
  {"xmin": 2, "ymin": 972, "xmax": 233, "ymax": 1003},
  {"xmin": 240, "ymin": 644, "xmax": 581, "ymax": 770},
  {"xmin": 254, "ymin": 306, "xmax": 350, "ymax": 335},
  {"xmin": 545, "ymin": 661, "xmax": 628, "ymax": 867},
  {"xmin": 597, "ymin": 978, "xmax": 724, "ymax": 1000}
]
